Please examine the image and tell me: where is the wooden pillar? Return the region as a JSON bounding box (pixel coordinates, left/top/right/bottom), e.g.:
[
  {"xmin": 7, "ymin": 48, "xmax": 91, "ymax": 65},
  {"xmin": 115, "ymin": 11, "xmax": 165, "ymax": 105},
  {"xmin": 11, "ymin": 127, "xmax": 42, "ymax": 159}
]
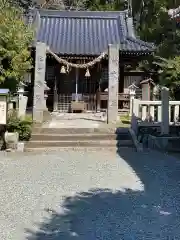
[
  {"xmin": 107, "ymin": 44, "xmax": 119, "ymax": 123},
  {"xmin": 33, "ymin": 42, "xmax": 46, "ymax": 123},
  {"xmin": 119, "ymin": 65, "xmax": 124, "ymax": 93},
  {"xmin": 96, "ymin": 84, "xmax": 101, "ymax": 112},
  {"xmin": 96, "ymin": 63, "xmax": 102, "ymax": 112}
]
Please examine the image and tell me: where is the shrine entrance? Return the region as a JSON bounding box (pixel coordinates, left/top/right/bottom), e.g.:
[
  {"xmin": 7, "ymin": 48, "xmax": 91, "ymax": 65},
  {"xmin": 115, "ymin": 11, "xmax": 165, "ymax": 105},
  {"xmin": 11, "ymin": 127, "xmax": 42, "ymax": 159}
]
[
  {"xmin": 55, "ymin": 66, "xmax": 99, "ymax": 113},
  {"xmin": 33, "ymin": 43, "xmax": 120, "ymax": 124},
  {"xmin": 46, "ymin": 48, "xmax": 107, "ymax": 114}
]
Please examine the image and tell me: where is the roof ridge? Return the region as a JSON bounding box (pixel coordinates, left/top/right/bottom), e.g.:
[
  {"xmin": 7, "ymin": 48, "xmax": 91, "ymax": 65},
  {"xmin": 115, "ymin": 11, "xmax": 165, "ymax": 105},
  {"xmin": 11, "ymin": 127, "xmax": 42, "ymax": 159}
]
[
  {"xmin": 126, "ymin": 37, "xmax": 155, "ymax": 49},
  {"xmin": 38, "ymin": 9, "xmax": 127, "ymax": 18},
  {"xmin": 39, "ymin": 9, "xmax": 127, "ymax": 13}
]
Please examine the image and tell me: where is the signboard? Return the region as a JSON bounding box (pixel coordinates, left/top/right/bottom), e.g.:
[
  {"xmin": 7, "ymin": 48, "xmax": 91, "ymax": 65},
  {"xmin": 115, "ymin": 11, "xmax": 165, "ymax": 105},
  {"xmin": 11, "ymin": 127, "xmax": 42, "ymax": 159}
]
[{"xmin": 0, "ymin": 96, "xmax": 7, "ymax": 125}]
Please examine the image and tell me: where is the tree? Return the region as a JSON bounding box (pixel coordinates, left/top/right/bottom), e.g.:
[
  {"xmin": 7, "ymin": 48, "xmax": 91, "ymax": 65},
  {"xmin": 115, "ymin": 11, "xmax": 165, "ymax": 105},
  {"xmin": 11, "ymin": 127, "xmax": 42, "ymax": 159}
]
[
  {"xmin": 85, "ymin": 0, "xmax": 125, "ymax": 11},
  {"xmin": 157, "ymin": 56, "xmax": 180, "ymax": 87},
  {"xmin": 9, "ymin": 0, "xmax": 36, "ymax": 11},
  {"xmin": 0, "ymin": 0, "xmax": 33, "ymax": 85},
  {"xmin": 41, "ymin": 0, "xmax": 65, "ymax": 10}
]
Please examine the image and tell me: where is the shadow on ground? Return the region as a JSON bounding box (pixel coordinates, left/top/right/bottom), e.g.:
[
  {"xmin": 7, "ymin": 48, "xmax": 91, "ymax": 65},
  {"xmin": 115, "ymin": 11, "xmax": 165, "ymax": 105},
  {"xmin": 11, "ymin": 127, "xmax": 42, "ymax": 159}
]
[{"xmin": 26, "ymin": 149, "xmax": 180, "ymax": 239}]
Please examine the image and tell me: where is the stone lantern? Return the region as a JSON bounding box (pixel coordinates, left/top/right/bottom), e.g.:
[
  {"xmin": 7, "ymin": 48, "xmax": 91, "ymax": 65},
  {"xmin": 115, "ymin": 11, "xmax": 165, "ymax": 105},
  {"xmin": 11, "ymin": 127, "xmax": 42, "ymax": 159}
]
[
  {"xmin": 17, "ymin": 81, "xmax": 28, "ymax": 119},
  {"xmin": 128, "ymin": 83, "xmax": 138, "ymax": 117},
  {"xmin": 18, "ymin": 81, "xmax": 27, "ymax": 94}
]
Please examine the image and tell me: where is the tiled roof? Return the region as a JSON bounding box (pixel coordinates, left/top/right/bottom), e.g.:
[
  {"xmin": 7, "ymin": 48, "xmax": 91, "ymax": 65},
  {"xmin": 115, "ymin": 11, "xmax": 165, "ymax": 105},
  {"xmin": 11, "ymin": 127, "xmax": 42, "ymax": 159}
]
[
  {"xmin": 120, "ymin": 37, "xmax": 154, "ymax": 52},
  {"xmin": 34, "ymin": 10, "xmax": 154, "ymax": 55}
]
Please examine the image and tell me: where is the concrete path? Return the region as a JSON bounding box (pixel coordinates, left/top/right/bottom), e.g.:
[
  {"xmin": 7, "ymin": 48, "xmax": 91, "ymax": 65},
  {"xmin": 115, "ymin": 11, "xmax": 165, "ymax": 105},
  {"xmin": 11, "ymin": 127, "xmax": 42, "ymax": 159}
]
[{"xmin": 0, "ymin": 149, "xmax": 180, "ymax": 239}]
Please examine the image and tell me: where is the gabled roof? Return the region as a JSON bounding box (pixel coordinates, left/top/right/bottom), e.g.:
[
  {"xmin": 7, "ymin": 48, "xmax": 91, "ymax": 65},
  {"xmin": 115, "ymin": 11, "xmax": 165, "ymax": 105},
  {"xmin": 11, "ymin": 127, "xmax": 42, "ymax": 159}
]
[{"xmin": 33, "ymin": 9, "xmax": 154, "ymax": 56}]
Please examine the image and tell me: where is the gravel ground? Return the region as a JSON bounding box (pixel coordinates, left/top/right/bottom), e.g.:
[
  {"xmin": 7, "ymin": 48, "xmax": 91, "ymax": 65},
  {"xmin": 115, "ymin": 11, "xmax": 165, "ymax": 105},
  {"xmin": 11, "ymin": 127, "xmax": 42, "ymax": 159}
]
[{"xmin": 0, "ymin": 149, "xmax": 180, "ymax": 239}]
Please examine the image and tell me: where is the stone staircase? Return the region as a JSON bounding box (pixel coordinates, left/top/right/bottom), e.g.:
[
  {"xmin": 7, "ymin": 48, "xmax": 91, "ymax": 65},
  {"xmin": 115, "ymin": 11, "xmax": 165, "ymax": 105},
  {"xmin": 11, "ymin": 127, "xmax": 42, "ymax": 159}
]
[{"xmin": 25, "ymin": 127, "xmax": 135, "ymax": 151}]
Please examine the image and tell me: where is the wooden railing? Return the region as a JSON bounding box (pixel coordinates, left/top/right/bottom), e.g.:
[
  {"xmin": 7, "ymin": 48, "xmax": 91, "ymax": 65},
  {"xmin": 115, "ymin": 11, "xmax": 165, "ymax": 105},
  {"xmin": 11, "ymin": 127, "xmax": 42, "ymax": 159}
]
[
  {"xmin": 57, "ymin": 94, "xmax": 97, "ymax": 112},
  {"xmin": 48, "ymin": 92, "xmax": 130, "ymax": 112},
  {"xmin": 100, "ymin": 93, "xmax": 130, "ymax": 110}
]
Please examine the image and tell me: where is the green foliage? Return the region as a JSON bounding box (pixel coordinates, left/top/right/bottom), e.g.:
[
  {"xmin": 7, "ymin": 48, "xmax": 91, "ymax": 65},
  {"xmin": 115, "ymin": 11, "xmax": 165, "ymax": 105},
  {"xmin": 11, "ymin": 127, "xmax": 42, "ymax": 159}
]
[
  {"xmin": 9, "ymin": 0, "xmax": 35, "ymax": 11},
  {"xmin": 7, "ymin": 110, "xmax": 32, "ymax": 141},
  {"xmin": 85, "ymin": 0, "xmax": 125, "ymax": 11},
  {"xmin": 120, "ymin": 114, "xmax": 131, "ymax": 124},
  {"xmin": 84, "ymin": 0, "xmax": 180, "ymax": 94},
  {"xmin": 158, "ymin": 56, "xmax": 180, "ymax": 87},
  {"xmin": 128, "ymin": 1, "xmax": 179, "ymax": 58},
  {"xmin": 131, "ymin": 0, "xmax": 180, "ymax": 92},
  {"xmin": 0, "ymin": 0, "xmax": 33, "ymax": 83}
]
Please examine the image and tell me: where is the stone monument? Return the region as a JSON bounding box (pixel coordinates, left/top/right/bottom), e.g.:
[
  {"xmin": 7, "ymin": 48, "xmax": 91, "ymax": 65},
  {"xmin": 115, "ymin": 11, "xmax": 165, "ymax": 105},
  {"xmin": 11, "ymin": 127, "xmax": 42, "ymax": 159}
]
[
  {"xmin": 140, "ymin": 78, "xmax": 155, "ymax": 101},
  {"xmin": 107, "ymin": 44, "xmax": 119, "ymax": 123},
  {"xmin": 33, "ymin": 42, "xmax": 46, "ymax": 123}
]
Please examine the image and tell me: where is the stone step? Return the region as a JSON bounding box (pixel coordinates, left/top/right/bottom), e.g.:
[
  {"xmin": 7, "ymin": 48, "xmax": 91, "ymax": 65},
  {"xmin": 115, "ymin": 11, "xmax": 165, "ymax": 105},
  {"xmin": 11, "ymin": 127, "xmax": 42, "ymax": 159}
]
[
  {"xmin": 25, "ymin": 139, "xmax": 134, "ymax": 149},
  {"xmin": 32, "ymin": 127, "xmax": 129, "ymax": 135},
  {"xmin": 31, "ymin": 133, "xmax": 131, "ymax": 141},
  {"xmin": 25, "ymin": 146, "xmax": 135, "ymax": 152}
]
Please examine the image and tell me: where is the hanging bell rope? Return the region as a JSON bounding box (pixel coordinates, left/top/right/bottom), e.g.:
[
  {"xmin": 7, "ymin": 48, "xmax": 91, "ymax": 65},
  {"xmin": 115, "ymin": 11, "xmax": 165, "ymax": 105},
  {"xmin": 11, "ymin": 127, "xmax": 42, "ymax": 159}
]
[{"xmin": 46, "ymin": 47, "xmax": 107, "ymax": 69}]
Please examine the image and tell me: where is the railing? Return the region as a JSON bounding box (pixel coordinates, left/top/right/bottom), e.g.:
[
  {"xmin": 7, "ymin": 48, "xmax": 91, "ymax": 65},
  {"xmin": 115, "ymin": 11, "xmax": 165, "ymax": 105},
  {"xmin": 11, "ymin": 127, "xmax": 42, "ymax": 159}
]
[
  {"xmin": 133, "ymin": 99, "xmax": 180, "ymax": 124},
  {"xmin": 48, "ymin": 92, "xmax": 130, "ymax": 112},
  {"xmin": 100, "ymin": 93, "xmax": 130, "ymax": 110},
  {"xmin": 57, "ymin": 94, "xmax": 97, "ymax": 112}
]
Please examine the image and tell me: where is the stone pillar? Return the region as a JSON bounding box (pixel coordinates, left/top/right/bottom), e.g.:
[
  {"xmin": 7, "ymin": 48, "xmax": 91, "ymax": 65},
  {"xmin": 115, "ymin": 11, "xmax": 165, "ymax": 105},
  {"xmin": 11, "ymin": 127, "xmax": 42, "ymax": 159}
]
[
  {"xmin": 161, "ymin": 87, "xmax": 169, "ymax": 135},
  {"xmin": 140, "ymin": 78, "xmax": 155, "ymax": 101},
  {"xmin": 53, "ymin": 78, "xmax": 58, "ymax": 112},
  {"xmin": 44, "ymin": 81, "xmax": 49, "ymax": 111},
  {"xmin": 141, "ymin": 82, "xmax": 150, "ymax": 100},
  {"xmin": 17, "ymin": 82, "xmax": 28, "ymax": 119},
  {"xmin": 18, "ymin": 87, "xmax": 28, "ymax": 119},
  {"xmin": 107, "ymin": 44, "xmax": 119, "ymax": 123},
  {"xmin": 128, "ymin": 84, "xmax": 138, "ymax": 117},
  {"xmin": 33, "ymin": 42, "xmax": 46, "ymax": 123},
  {"xmin": 131, "ymin": 99, "xmax": 140, "ymax": 135}
]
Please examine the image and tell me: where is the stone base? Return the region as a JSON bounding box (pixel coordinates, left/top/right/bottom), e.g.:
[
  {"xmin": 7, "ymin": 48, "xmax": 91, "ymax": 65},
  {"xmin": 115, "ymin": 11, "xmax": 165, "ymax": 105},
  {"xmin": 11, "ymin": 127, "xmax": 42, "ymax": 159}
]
[
  {"xmin": 17, "ymin": 142, "xmax": 24, "ymax": 152},
  {"xmin": 4, "ymin": 132, "xmax": 19, "ymax": 151},
  {"xmin": 43, "ymin": 110, "xmax": 52, "ymax": 122},
  {"xmin": 148, "ymin": 135, "xmax": 180, "ymax": 152}
]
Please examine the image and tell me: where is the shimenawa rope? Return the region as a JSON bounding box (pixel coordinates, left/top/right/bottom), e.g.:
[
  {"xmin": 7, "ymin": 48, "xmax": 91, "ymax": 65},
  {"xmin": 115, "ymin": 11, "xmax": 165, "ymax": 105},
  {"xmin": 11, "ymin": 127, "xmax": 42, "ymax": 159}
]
[{"xmin": 46, "ymin": 47, "xmax": 107, "ymax": 69}]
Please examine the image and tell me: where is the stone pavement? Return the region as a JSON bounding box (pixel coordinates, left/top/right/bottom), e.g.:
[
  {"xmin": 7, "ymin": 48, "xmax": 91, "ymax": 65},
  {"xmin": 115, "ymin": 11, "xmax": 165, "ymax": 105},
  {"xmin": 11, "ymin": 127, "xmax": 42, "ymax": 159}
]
[
  {"xmin": 42, "ymin": 112, "xmax": 107, "ymax": 128},
  {"xmin": 0, "ymin": 149, "xmax": 180, "ymax": 239}
]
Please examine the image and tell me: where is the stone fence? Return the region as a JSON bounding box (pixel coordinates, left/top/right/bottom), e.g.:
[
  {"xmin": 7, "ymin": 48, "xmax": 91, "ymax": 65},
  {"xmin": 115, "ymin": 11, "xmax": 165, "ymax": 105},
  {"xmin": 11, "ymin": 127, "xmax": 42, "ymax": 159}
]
[{"xmin": 131, "ymin": 87, "xmax": 180, "ymax": 135}]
